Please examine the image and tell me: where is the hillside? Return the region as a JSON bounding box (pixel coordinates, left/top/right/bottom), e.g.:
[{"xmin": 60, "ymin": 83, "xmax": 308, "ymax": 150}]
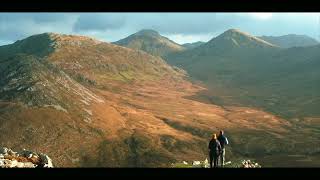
[
  {"xmin": 182, "ymin": 41, "xmax": 205, "ymax": 49},
  {"xmin": 167, "ymin": 28, "xmax": 320, "ymax": 120},
  {"xmin": 0, "ymin": 32, "xmax": 319, "ymax": 167},
  {"xmin": 113, "ymin": 29, "xmax": 185, "ymax": 57},
  {"xmin": 166, "ymin": 29, "xmax": 280, "ymax": 80},
  {"xmin": 259, "ymin": 34, "xmax": 319, "ymax": 48}
]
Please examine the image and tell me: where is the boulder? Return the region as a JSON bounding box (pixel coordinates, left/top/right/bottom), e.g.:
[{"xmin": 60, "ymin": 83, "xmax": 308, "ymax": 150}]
[
  {"xmin": 192, "ymin": 161, "xmax": 201, "ymax": 167},
  {"xmin": 0, "ymin": 147, "xmax": 9, "ymax": 155},
  {"xmin": 202, "ymin": 159, "xmax": 209, "ymax": 168},
  {"xmin": 39, "ymin": 153, "xmax": 54, "ymax": 168},
  {"xmin": 0, "ymin": 147, "xmax": 53, "ymax": 168}
]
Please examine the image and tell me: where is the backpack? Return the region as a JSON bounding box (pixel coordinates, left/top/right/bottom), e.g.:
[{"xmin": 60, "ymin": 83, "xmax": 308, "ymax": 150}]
[{"xmin": 218, "ymin": 135, "xmax": 229, "ymax": 146}]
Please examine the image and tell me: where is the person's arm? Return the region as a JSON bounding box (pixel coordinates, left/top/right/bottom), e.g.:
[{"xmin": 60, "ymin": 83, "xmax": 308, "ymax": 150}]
[{"xmin": 225, "ymin": 137, "xmax": 229, "ymax": 145}]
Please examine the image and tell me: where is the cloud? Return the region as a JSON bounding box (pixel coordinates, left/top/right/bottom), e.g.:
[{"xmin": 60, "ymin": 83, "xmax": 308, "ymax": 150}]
[
  {"xmin": 0, "ymin": 13, "xmax": 319, "ymax": 46},
  {"xmin": 249, "ymin": 13, "xmax": 273, "ymax": 20},
  {"xmin": 73, "ymin": 14, "xmax": 126, "ymax": 32},
  {"xmin": 0, "ymin": 13, "xmax": 77, "ymax": 42},
  {"xmin": 0, "ymin": 39, "xmax": 13, "ymax": 46},
  {"xmin": 165, "ymin": 34, "xmax": 213, "ymax": 44},
  {"xmin": 121, "ymin": 13, "xmax": 247, "ymax": 35}
]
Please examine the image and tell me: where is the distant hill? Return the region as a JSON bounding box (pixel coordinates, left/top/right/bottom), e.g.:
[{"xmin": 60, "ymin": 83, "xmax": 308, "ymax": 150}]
[
  {"xmin": 113, "ymin": 29, "xmax": 185, "ymax": 57},
  {"xmin": 182, "ymin": 41, "xmax": 205, "ymax": 49},
  {"xmin": 167, "ymin": 28, "xmax": 320, "ymax": 119},
  {"xmin": 166, "ymin": 28, "xmax": 279, "ymax": 71},
  {"xmin": 259, "ymin": 34, "xmax": 319, "ymax": 48}
]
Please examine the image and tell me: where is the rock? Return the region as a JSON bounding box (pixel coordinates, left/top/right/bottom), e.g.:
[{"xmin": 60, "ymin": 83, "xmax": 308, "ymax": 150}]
[
  {"xmin": 0, "ymin": 147, "xmax": 9, "ymax": 155},
  {"xmin": 39, "ymin": 153, "xmax": 53, "ymax": 168},
  {"xmin": 0, "ymin": 147, "xmax": 53, "ymax": 168},
  {"xmin": 10, "ymin": 160, "xmax": 18, "ymax": 168},
  {"xmin": 20, "ymin": 149, "xmax": 36, "ymax": 158},
  {"xmin": 240, "ymin": 159, "xmax": 261, "ymax": 168},
  {"xmin": 204, "ymin": 158, "xmax": 208, "ymax": 164},
  {"xmin": 16, "ymin": 162, "xmax": 25, "ymax": 168},
  {"xmin": 7, "ymin": 149, "xmax": 17, "ymax": 156},
  {"xmin": 182, "ymin": 161, "xmax": 188, "ymax": 165},
  {"xmin": 23, "ymin": 162, "xmax": 37, "ymax": 168},
  {"xmin": 202, "ymin": 159, "xmax": 209, "ymax": 168},
  {"xmin": 192, "ymin": 161, "xmax": 201, "ymax": 167}
]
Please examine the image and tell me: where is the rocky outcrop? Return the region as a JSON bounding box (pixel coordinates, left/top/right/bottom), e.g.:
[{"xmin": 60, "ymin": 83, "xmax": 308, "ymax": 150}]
[
  {"xmin": 240, "ymin": 160, "xmax": 261, "ymax": 168},
  {"xmin": 171, "ymin": 159, "xmax": 261, "ymax": 168},
  {"xmin": 0, "ymin": 147, "xmax": 53, "ymax": 168}
]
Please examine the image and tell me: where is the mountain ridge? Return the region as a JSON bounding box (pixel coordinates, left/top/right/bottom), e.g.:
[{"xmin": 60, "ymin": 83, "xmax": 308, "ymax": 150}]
[
  {"xmin": 258, "ymin": 34, "xmax": 319, "ymax": 48},
  {"xmin": 182, "ymin": 41, "xmax": 206, "ymax": 49},
  {"xmin": 113, "ymin": 29, "xmax": 185, "ymax": 57}
]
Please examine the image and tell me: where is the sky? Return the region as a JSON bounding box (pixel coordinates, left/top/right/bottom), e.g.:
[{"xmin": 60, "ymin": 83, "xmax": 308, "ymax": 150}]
[{"xmin": 0, "ymin": 13, "xmax": 320, "ymax": 45}]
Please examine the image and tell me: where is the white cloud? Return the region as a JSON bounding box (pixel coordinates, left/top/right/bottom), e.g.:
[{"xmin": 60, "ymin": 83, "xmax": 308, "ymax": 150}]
[
  {"xmin": 249, "ymin": 13, "xmax": 273, "ymax": 20},
  {"xmin": 0, "ymin": 39, "xmax": 13, "ymax": 46},
  {"xmin": 1, "ymin": 13, "xmax": 320, "ymax": 45},
  {"xmin": 165, "ymin": 34, "xmax": 213, "ymax": 44}
]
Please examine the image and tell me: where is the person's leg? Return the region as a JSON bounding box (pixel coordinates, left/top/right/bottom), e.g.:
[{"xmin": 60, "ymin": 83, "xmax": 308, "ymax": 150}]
[
  {"xmin": 214, "ymin": 155, "xmax": 218, "ymax": 168},
  {"xmin": 209, "ymin": 153, "xmax": 213, "ymax": 168},
  {"xmin": 220, "ymin": 148, "xmax": 225, "ymax": 167}
]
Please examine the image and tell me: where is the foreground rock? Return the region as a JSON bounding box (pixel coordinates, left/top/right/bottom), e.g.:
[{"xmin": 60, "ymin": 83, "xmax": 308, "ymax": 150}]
[
  {"xmin": 171, "ymin": 159, "xmax": 261, "ymax": 168},
  {"xmin": 241, "ymin": 160, "xmax": 261, "ymax": 168},
  {"xmin": 0, "ymin": 147, "xmax": 53, "ymax": 168}
]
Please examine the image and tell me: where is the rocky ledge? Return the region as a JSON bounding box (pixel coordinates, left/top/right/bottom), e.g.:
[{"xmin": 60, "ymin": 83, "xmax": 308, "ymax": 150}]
[
  {"xmin": 171, "ymin": 159, "xmax": 261, "ymax": 168},
  {"xmin": 0, "ymin": 147, "xmax": 53, "ymax": 168}
]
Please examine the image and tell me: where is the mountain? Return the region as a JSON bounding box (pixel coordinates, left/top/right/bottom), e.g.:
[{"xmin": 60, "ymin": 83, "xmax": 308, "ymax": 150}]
[
  {"xmin": 166, "ymin": 29, "xmax": 320, "ymax": 166},
  {"xmin": 182, "ymin": 41, "xmax": 205, "ymax": 49},
  {"xmin": 167, "ymin": 29, "xmax": 280, "ymax": 76},
  {"xmin": 167, "ymin": 28, "xmax": 320, "ymax": 119},
  {"xmin": 0, "ymin": 32, "xmax": 318, "ymax": 167},
  {"xmin": 113, "ymin": 29, "xmax": 185, "ymax": 57},
  {"xmin": 0, "ymin": 32, "xmax": 193, "ymax": 167},
  {"xmin": 259, "ymin": 34, "xmax": 319, "ymax": 48}
]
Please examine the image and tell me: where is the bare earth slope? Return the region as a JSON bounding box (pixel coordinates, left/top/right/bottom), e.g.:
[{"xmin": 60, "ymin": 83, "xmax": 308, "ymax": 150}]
[{"xmin": 0, "ymin": 32, "xmax": 318, "ymax": 167}]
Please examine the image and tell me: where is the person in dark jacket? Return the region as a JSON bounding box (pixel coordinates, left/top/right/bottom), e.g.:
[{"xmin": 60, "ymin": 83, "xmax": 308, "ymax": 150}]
[
  {"xmin": 208, "ymin": 134, "xmax": 221, "ymax": 168},
  {"xmin": 217, "ymin": 130, "xmax": 229, "ymax": 167}
]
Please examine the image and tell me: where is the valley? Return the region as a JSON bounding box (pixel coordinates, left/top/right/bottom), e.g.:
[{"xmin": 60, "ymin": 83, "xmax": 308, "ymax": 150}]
[{"xmin": 0, "ymin": 29, "xmax": 319, "ymax": 167}]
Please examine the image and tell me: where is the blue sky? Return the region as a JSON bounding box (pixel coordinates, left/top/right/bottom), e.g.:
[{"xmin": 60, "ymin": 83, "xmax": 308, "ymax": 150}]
[{"xmin": 0, "ymin": 13, "xmax": 319, "ymax": 45}]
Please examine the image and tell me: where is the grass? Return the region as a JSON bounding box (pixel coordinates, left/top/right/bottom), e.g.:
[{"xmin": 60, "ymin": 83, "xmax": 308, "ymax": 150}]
[{"xmin": 171, "ymin": 163, "xmax": 193, "ymax": 168}]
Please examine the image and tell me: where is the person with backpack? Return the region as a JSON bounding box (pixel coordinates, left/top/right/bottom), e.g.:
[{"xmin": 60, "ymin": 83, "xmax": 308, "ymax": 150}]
[
  {"xmin": 217, "ymin": 130, "xmax": 229, "ymax": 167},
  {"xmin": 208, "ymin": 133, "xmax": 221, "ymax": 168}
]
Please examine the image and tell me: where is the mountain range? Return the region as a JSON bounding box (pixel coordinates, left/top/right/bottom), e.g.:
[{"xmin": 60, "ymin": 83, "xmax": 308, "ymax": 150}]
[
  {"xmin": 0, "ymin": 29, "xmax": 319, "ymax": 167},
  {"xmin": 166, "ymin": 29, "xmax": 320, "ymax": 120},
  {"xmin": 258, "ymin": 34, "xmax": 319, "ymax": 48}
]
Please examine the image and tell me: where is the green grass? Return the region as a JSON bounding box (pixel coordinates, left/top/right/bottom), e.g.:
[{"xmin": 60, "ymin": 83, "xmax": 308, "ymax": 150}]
[{"xmin": 171, "ymin": 163, "xmax": 193, "ymax": 168}]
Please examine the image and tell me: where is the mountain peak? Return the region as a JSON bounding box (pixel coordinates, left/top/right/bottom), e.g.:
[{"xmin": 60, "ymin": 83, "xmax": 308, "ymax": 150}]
[
  {"xmin": 225, "ymin": 28, "xmax": 244, "ymax": 33},
  {"xmin": 221, "ymin": 28, "xmax": 260, "ymax": 40},
  {"xmin": 135, "ymin": 29, "xmax": 160, "ymax": 36},
  {"xmin": 209, "ymin": 28, "xmax": 277, "ymax": 48},
  {"xmin": 113, "ymin": 29, "xmax": 185, "ymax": 57}
]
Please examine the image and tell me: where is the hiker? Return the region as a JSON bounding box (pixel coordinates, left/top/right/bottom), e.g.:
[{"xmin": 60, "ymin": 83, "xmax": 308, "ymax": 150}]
[
  {"xmin": 208, "ymin": 133, "xmax": 221, "ymax": 168},
  {"xmin": 217, "ymin": 130, "xmax": 229, "ymax": 167}
]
